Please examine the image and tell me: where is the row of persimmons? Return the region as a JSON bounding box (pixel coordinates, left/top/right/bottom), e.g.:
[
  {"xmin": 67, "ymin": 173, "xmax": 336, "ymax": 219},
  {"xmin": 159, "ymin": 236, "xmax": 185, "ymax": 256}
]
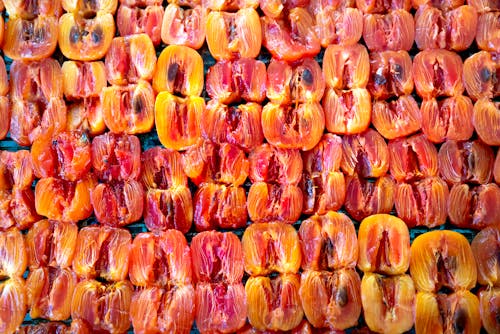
[
  {"xmin": 0, "ymin": 213, "xmax": 498, "ymax": 333},
  {"xmin": 2, "ymin": 126, "xmax": 500, "ymax": 235}
]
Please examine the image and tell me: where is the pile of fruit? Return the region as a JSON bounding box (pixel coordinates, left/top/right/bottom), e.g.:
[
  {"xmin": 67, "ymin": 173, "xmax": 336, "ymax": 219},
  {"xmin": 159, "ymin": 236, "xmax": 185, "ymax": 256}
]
[{"xmin": 0, "ymin": 0, "xmax": 499, "ymax": 333}]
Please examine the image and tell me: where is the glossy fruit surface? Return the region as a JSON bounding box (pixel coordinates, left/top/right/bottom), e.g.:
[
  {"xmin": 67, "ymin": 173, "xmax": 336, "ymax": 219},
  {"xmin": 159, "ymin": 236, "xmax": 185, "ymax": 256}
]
[
  {"xmin": 361, "ymin": 273, "xmax": 415, "ymax": 334},
  {"xmin": 155, "ymin": 92, "xmax": 203, "ymax": 151},
  {"xmin": 415, "ymin": 291, "xmax": 480, "ymax": 334},
  {"xmin": 0, "ymin": 278, "xmax": 27, "ymax": 334},
  {"xmin": 358, "ymin": 214, "xmax": 410, "ymax": 275},
  {"xmin": 363, "ymin": 10, "xmax": 415, "ymax": 51},
  {"xmin": 368, "ymin": 50, "xmax": 414, "ymax": 100},
  {"xmin": 473, "ymin": 98, "xmax": 500, "ymax": 146},
  {"xmin": 300, "ymin": 268, "xmax": 362, "ymax": 330},
  {"xmin": 463, "ymin": 51, "xmax": 500, "ymax": 101},
  {"xmin": 153, "ymin": 45, "xmax": 204, "ymax": 96},
  {"xmin": 193, "ymin": 183, "xmax": 247, "ymax": 231},
  {"xmin": 129, "ymin": 230, "xmax": 192, "ymax": 286},
  {"xmin": 72, "ymin": 225, "xmax": 131, "ymax": 281},
  {"xmin": 299, "ymin": 211, "xmax": 358, "ymax": 271},
  {"xmin": 372, "ymin": 95, "xmax": 421, "ymax": 140},
  {"xmin": 130, "ymin": 285, "xmax": 195, "ymax": 334},
  {"xmin": 245, "ymin": 273, "xmax": 303, "ymax": 332},
  {"xmin": 203, "ymin": 101, "xmax": 264, "ymax": 152},
  {"xmin": 0, "ymin": 228, "xmax": 27, "ymax": 279},
  {"xmin": 206, "ymin": 59, "xmax": 266, "ymax": 104},
  {"xmin": 105, "ymin": 34, "xmax": 157, "ymax": 86},
  {"xmin": 478, "ymin": 287, "xmax": 500, "ymax": 334},
  {"xmin": 117, "ymin": 5, "xmax": 164, "ymax": 46},
  {"xmin": 471, "ymin": 226, "xmax": 500, "ymax": 286},
  {"xmin": 191, "ymin": 230, "xmax": 243, "ymax": 284},
  {"xmin": 261, "ymin": 8, "xmax": 321, "ymax": 62},
  {"xmin": 25, "ymin": 219, "xmax": 77, "ymax": 269},
  {"xmin": 323, "ymin": 88, "xmax": 371, "ymax": 135},
  {"xmin": 71, "ymin": 279, "xmax": 132, "ymax": 334},
  {"xmin": 247, "ymin": 182, "xmax": 303, "ymax": 224},
  {"xmin": 195, "ymin": 282, "xmax": 247, "ymax": 333},
  {"xmin": 420, "ymin": 95, "xmax": 474, "ymax": 143},
  {"xmin": 58, "ymin": 13, "xmax": 115, "ymax": 61},
  {"xmin": 161, "ymin": 4, "xmax": 206, "ymax": 50},
  {"xmin": 266, "ymin": 58, "xmax": 325, "ymax": 105},
  {"xmin": 242, "ymin": 222, "xmax": 302, "ymax": 276},
  {"xmin": 26, "ymin": 266, "xmax": 76, "ymax": 321},
  {"xmin": 410, "ymin": 230, "xmax": 477, "ymax": 293},
  {"xmin": 249, "ymin": 144, "xmax": 302, "ymax": 185},
  {"xmin": 395, "ymin": 176, "xmax": 449, "ymax": 228}
]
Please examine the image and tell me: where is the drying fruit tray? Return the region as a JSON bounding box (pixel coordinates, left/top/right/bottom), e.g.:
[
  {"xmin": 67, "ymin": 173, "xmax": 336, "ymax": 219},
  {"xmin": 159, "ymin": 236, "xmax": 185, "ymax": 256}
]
[
  {"xmin": 4, "ymin": 47, "xmax": 482, "ymax": 333},
  {"xmin": 2, "ymin": 1, "xmax": 499, "ymax": 334}
]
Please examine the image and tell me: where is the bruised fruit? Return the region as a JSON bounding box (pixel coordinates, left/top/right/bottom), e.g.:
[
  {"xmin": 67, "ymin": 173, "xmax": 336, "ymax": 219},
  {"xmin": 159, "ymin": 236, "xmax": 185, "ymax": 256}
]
[
  {"xmin": 242, "ymin": 222, "xmax": 302, "ymax": 276},
  {"xmin": 266, "ymin": 58, "xmax": 325, "ymax": 105},
  {"xmin": 410, "ymin": 230, "xmax": 477, "ymax": 293},
  {"xmin": 72, "ymin": 225, "xmax": 131, "ymax": 282},
  {"xmin": 129, "ymin": 230, "xmax": 192, "ymax": 286},
  {"xmin": 299, "ymin": 211, "xmax": 358, "ymax": 271},
  {"xmin": 368, "ymin": 50, "xmax": 414, "ymax": 100},
  {"xmin": 361, "ymin": 273, "xmax": 415, "ymax": 334},
  {"xmin": 395, "ymin": 176, "xmax": 449, "ymax": 228},
  {"xmin": 153, "ymin": 45, "xmax": 204, "ymax": 96},
  {"xmin": 101, "ymin": 81, "xmax": 155, "ymax": 134},
  {"xmin": 245, "ymin": 273, "xmax": 303, "ymax": 332},
  {"xmin": 415, "ymin": 291, "xmax": 480, "ymax": 334},
  {"xmin": 71, "ymin": 279, "xmax": 132, "ymax": 334},
  {"xmin": 191, "ymin": 231, "xmax": 243, "ymax": 284},
  {"xmin": 420, "ymin": 95, "xmax": 474, "ymax": 143},
  {"xmin": 301, "ymin": 134, "xmax": 346, "ymax": 214},
  {"xmin": 58, "ymin": 13, "xmax": 115, "ymax": 61},
  {"xmin": 357, "ymin": 214, "xmax": 410, "ymax": 276},
  {"xmin": 299, "ymin": 268, "xmax": 362, "ymax": 330},
  {"xmin": 463, "ymin": 51, "xmax": 500, "ymax": 101},
  {"xmin": 3, "ymin": 16, "xmax": 58, "ymax": 61},
  {"xmin": 344, "ymin": 174, "xmax": 395, "ymax": 222},
  {"xmin": 471, "ymin": 226, "xmax": 500, "ymax": 286}
]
